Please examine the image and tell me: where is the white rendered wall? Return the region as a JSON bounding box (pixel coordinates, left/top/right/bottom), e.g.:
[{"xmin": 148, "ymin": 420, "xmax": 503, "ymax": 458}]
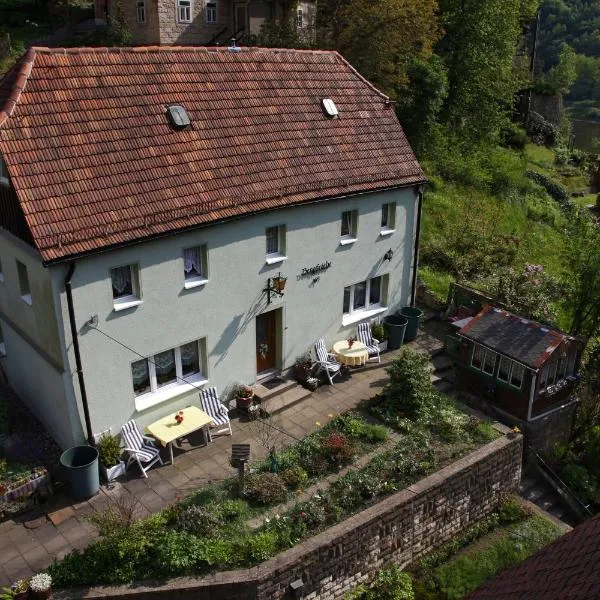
[{"xmin": 52, "ymin": 186, "xmax": 419, "ymax": 441}]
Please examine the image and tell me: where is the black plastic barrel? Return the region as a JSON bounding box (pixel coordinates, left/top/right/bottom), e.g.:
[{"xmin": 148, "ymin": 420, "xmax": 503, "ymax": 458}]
[
  {"xmin": 59, "ymin": 445, "xmax": 100, "ymax": 501},
  {"xmin": 383, "ymin": 315, "xmax": 408, "ymax": 350},
  {"xmin": 400, "ymin": 306, "xmax": 424, "ymax": 342}
]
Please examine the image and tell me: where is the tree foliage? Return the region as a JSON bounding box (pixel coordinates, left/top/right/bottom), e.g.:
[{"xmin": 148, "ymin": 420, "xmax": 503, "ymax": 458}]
[
  {"xmin": 542, "ymin": 43, "xmax": 578, "ymax": 93},
  {"xmin": 336, "ymin": 0, "xmax": 440, "ymax": 96}
]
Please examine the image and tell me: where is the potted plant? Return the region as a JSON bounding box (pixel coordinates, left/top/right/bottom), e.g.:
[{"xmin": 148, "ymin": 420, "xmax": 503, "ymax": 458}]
[
  {"xmin": 235, "ymin": 385, "xmax": 254, "ymax": 413},
  {"xmin": 9, "ymin": 579, "xmax": 28, "ymax": 600},
  {"xmin": 372, "ymin": 323, "xmax": 388, "ymax": 353},
  {"xmin": 294, "ymin": 352, "xmax": 313, "ymax": 383},
  {"xmin": 97, "ymin": 433, "xmax": 125, "ymax": 483},
  {"xmin": 28, "ymin": 573, "xmax": 52, "ymax": 600}
]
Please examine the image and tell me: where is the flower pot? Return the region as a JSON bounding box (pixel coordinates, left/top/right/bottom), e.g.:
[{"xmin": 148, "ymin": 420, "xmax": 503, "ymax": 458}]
[
  {"xmin": 295, "ymin": 364, "xmax": 312, "ymax": 382},
  {"xmin": 378, "ymin": 340, "xmax": 388, "ymax": 353},
  {"xmin": 101, "ymin": 460, "xmax": 126, "ymax": 483},
  {"xmin": 30, "ymin": 589, "xmax": 52, "ymax": 600},
  {"xmin": 236, "ymin": 394, "xmax": 254, "ymax": 412}
]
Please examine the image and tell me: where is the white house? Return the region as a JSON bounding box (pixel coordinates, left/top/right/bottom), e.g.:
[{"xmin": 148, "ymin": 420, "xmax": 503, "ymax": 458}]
[{"xmin": 0, "ymin": 46, "xmax": 426, "ymax": 449}]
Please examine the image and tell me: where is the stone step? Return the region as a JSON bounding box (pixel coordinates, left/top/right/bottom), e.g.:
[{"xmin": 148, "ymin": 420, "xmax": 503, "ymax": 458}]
[
  {"xmin": 522, "ymin": 484, "xmax": 548, "ymax": 503},
  {"xmin": 253, "ymin": 378, "xmax": 297, "ymax": 402},
  {"xmin": 431, "ymin": 355, "xmax": 454, "ymax": 372},
  {"xmin": 258, "ymin": 386, "xmax": 312, "ymax": 416}
]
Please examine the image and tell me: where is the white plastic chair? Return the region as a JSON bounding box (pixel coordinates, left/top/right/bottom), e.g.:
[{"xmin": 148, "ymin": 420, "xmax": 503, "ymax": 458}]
[
  {"xmin": 120, "ymin": 420, "xmax": 163, "ymax": 478},
  {"xmin": 357, "ymin": 322, "xmax": 380, "ymax": 362},
  {"xmin": 313, "ymin": 339, "xmax": 342, "ymax": 385},
  {"xmin": 200, "ymin": 387, "xmax": 232, "ymax": 437}
]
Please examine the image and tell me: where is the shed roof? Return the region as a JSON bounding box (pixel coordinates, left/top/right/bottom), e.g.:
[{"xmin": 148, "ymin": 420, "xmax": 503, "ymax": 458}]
[
  {"xmin": 467, "ymin": 514, "xmax": 600, "ymax": 600},
  {"xmin": 0, "ymin": 46, "xmax": 425, "ymax": 264},
  {"xmin": 458, "ymin": 305, "xmax": 575, "ymax": 369}
]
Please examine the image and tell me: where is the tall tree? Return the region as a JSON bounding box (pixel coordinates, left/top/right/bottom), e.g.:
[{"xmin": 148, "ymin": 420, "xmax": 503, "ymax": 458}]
[
  {"xmin": 437, "ymin": 0, "xmax": 529, "ymax": 142},
  {"xmin": 335, "ymin": 0, "xmax": 440, "ymax": 97}
]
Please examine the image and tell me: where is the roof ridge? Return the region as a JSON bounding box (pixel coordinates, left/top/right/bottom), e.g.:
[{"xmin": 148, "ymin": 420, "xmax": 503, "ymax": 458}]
[
  {"xmin": 335, "ymin": 52, "xmax": 390, "ymax": 101},
  {"xmin": 28, "ymin": 45, "xmax": 340, "ymax": 56},
  {"xmin": 0, "ymin": 47, "xmax": 37, "ymax": 130}
]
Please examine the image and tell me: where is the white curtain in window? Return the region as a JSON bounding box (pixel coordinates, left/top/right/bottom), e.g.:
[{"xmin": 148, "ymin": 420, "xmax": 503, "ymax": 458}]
[
  {"xmin": 184, "ymin": 247, "xmax": 203, "ymax": 276},
  {"xmin": 341, "ymin": 212, "xmax": 352, "ymax": 236},
  {"xmin": 154, "ymin": 350, "xmax": 175, "ymax": 373},
  {"xmin": 111, "ymin": 266, "xmax": 132, "ymax": 295}
]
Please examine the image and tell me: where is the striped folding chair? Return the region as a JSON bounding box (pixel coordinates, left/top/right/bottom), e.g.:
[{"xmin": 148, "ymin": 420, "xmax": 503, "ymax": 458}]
[
  {"xmin": 120, "ymin": 420, "xmax": 163, "ymax": 478},
  {"xmin": 200, "ymin": 387, "xmax": 232, "ymax": 437},
  {"xmin": 313, "ymin": 339, "xmax": 342, "ymax": 385},
  {"xmin": 357, "ymin": 322, "xmax": 380, "ymax": 363}
]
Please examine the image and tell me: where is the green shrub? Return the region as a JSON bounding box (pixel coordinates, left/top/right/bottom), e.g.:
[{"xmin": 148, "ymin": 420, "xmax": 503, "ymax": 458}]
[
  {"xmin": 501, "ymin": 122, "xmax": 528, "ymax": 151},
  {"xmin": 526, "ymin": 112, "xmax": 559, "ymax": 147},
  {"xmin": 96, "ymin": 433, "xmax": 122, "ymax": 467},
  {"xmin": 280, "ymin": 466, "xmax": 309, "ymax": 490},
  {"xmin": 560, "ymin": 462, "xmax": 597, "ymax": 504},
  {"xmin": 177, "ymin": 505, "xmax": 222, "ymax": 536},
  {"xmin": 371, "ymin": 565, "xmax": 414, "ymax": 600},
  {"xmin": 471, "ymin": 421, "xmax": 499, "ymax": 443},
  {"xmin": 526, "ymin": 170, "xmax": 571, "ymax": 207},
  {"xmin": 246, "ymin": 530, "xmax": 280, "ymax": 562},
  {"xmin": 217, "ymin": 499, "xmax": 249, "ymax": 521},
  {"xmin": 372, "ymin": 323, "xmax": 388, "ymax": 342},
  {"xmin": 244, "ymin": 472, "xmax": 287, "ymax": 505}
]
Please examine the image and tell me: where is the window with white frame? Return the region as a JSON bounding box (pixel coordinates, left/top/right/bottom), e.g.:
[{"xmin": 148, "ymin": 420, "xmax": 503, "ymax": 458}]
[
  {"xmin": 296, "ymin": 7, "xmax": 303, "ymax": 28},
  {"xmin": 340, "ymin": 210, "xmax": 358, "ymax": 243},
  {"xmin": 177, "ymin": 0, "xmax": 192, "ymax": 22},
  {"xmin": 380, "ymin": 203, "xmax": 396, "ymax": 234},
  {"xmin": 482, "ymin": 349, "xmax": 498, "ymax": 375},
  {"xmin": 497, "ymin": 356, "xmax": 511, "ymax": 382},
  {"xmin": 343, "ymin": 275, "xmax": 385, "ymax": 317},
  {"xmin": 547, "ymin": 361, "xmax": 558, "ymax": 386},
  {"xmin": 131, "ymin": 340, "xmax": 206, "ymax": 401},
  {"xmin": 0, "ymin": 155, "xmax": 8, "ymax": 187},
  {"xmin": 510, "ymin": 362, "xmax": 525, "ymax": 388},
  {"xmin": 0, "ymin": 322, "xmax": 5, "ymax": 356},
  {"xmin": 16, "ymin": 260, "xmax": 31, "ymax": 305},
  {"xmin": 265, "ymin": 225, "xmax": 286, "ymax": 263},
  {"xmin": 471, "ymin": 344, "xmax": 484, "ymax": 369},
  {"xmin": 205, "ymin": 0, "xmax": 217, "ymax": 23},
  {"xmin": 110, "ymin": 264, "xmax": 141, "ymax": 308},
  {"xmin": 183, "ymin": 245, "xmax": 208, "ymax": 288},
  {"xmin": 136, "ymin": 0, "xmax": 146, "ymax": 23}
]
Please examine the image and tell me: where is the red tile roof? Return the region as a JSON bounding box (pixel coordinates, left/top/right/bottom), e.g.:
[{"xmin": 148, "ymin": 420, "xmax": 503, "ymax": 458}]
[
  {"xmin": 467, "ymin": 514, "xmax": 600, "ymax": 600},
  {"xmin": 0, "ymin": 46, "xmax": 425, "ymax": 263}
]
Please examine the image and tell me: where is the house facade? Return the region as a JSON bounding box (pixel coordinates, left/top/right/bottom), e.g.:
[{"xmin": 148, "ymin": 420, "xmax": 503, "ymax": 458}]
[
  {"xmin": 447, "ymin": 305, "xmax": 584, "ymax": 423},
  {"xmin": 94, "ymin": 0, "xmax": 316, "ymax": 46},
  {"xmin": 0, "ymin": 46, "xmax": 425, "ymax": 449}
]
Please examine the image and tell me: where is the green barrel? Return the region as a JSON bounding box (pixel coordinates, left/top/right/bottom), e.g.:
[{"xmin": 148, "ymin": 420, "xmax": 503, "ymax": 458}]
[
  {"xmin": 383, "ymin": 314, "xmax": 408, "ymax": 350},
  {"xmin": 60, "ymin": 445, "xmax": 100, "ymax": 501},
  {"xmin": 399, "ymin": 306, "xmax": 424, "ymax": 342}
]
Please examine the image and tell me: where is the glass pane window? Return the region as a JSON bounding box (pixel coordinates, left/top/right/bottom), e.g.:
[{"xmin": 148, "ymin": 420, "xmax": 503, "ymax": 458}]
[
  {"xmin": 498, "ymin": 356, "xmax": 511, "ymax": 382},
  {"xmin": 511, "ymin": 363, "xmax": 524, "ymax": 388},
  {"xmin": 131, "ymin": 359, "xmax": 151, "ymax": 396},
  {"xmin": 184, "ymin": 246, "xmax": 206, "ymax": 280},
  {"xmin": 341, "ymin": 210, "xmax": 357, "ymax": 239},
  {"xmin": 154, "ymin": 349, "xmax": 177, "ymax": 387},
  {"xmin": 343, "ymin": 287, "xmax": 351, "ymax": 314},
  {"xmin": 539, "ymin": 363, "xmax": 549, "ymax": 389},
  {"xmin": 353, "ymin": 281, "xmax": 366, "ymax": 310},
  {"xmin": 180, "ymin": 342, "xmax": 199, "ymax": 376},
  {"xmin": 296, "ymin": 8, "xmax": 303, "ymax": 27},
  {"xmin": 482, "ymin": 350, "xmax": 497, "ymax": 375},
  {"xmin": 557, "ymin": 357, "xmax": 567, "ymax": 379},
  {"xmin": 471, "ymin": 344, "xmax": 483, "ymax": 369},
  {"xmin": 111, "ymin": 265, "xmax": 133, "ymax": 299},
  {"xmin": 136, "ymin": 0, "xmax": 146, "ymax": 22},
  {"xmin": 266, "ymin": 226, "xmax": 279, "ymax": 255},
  {"xmin": 369, "ymin": 276, "xmax": 381, "ymax": 305},
  {"xmin": 567, "ymin": 351, "xmax": 576, "ymax": 375},
  {"xmin": 547, "ymin": 362, "xmax": 558, "ymax": 386},
  {"xmin": 206, "ymin": 0, "xmax": 216, "ymax": 22},
  {"xmin": 178, "ymin": 0, "xmax": 192, "ymax": 22},
  {"xmin": 381, "ymin": 204, "xmax": 389, "ymax": 228}
]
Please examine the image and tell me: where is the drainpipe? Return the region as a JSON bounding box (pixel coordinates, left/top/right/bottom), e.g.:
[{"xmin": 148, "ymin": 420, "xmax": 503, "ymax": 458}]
[
  {"xmin": 410, "ymin": 185, "xmax": 424, "ymax": 307},
  {"xmin": 64, "ymin": 262, "xmax": 95, "ymax": 446}
]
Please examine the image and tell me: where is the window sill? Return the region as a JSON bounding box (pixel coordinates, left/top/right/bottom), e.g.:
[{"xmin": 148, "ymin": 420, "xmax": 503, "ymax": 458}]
[
  {"xmin": 21, "ymin": 294, "xmax": 32, "ymax": 306},
  {"xmin": 184, "ymin": 277, "xmax": 209, "ymax": 290},
  {"xmin": 339, "ymin": 237, "xmax": 357, "ymax": 246},
  {"xmin": 266, "ymin": 255, "xmax": 287, "ymax": 265},
  {"xmin": 379, "ymin": 228, "xmax": 396, "ymax": 237},
  {"xmin": 342, "ymin": 306, "xmax": 387, "ymax": 327},
  {"xmin": 113, "ymin": 298, "xmax": 142, "ymax": 312},
  {"xmin": 135, "ymin": 374, "xmax": 208, "ymax": 412}
]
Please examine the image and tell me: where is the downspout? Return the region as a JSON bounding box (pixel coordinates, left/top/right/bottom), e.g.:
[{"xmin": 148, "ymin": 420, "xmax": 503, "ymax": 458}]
[
  {"xmin": 410, "ymin": 185, "xmax": 424, "ymax": 307},
  {"xmin": 64, "ymin": 262, "xmax": 95, "ymax": 446}
]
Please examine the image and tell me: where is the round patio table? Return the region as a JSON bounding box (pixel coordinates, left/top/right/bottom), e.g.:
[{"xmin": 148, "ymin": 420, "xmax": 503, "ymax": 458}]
[{"xmin": 332, "ymin": 340, "xmax": 369, "ymax": 367}]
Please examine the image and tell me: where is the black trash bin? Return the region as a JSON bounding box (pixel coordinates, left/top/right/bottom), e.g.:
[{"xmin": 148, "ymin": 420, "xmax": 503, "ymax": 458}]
[
  {"xmin": 383, "ymin": 314, "xmax": 408, "ymax": 350},
  {"xmin": 399, "ymin": 306, "xmax": 424, "ymax": 342},
  {"xmin": 60, "ymin": 445, "xmax": 100, "ymax": 501}
]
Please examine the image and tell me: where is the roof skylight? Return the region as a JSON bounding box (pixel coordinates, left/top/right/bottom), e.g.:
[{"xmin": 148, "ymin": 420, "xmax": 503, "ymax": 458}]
[
  {"xmin": 321, "ymin": 98, "xmax": 339, "ymax": 119},
  {"xmin": 166, "ymin": 105, "xmax": 191, "ymax": 129}
]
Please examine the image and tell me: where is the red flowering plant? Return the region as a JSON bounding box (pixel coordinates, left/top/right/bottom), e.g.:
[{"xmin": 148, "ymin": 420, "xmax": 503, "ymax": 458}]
[
  {"xmin": 236, "ymin": 385, "xmax": 254, "ymax": 400},
  {"xmin": 320, "ymin": 432, "xmax": 356, "ymax": 466},
  {"xmin": 347, "ymin": 336, "xmax": 356, "ymax": 349}
]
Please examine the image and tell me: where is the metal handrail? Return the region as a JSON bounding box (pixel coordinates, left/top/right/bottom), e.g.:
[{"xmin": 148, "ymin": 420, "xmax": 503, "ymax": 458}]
[{"xmin": 533, "ymin": 451, "xmax": 594, "ymax": 519}]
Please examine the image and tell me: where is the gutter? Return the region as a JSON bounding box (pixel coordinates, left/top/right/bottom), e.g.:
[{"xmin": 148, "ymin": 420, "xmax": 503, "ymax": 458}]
[
  {"xmin": 410, "ymin": 185, "xmax": 424, "ymax": 307},
  {"xmin": 64, "ymin": 262, "xmax": 95, "ymax": 445}
]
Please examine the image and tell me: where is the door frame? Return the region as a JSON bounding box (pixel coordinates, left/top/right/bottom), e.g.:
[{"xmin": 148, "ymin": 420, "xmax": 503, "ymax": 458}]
[{"xmin": 255, "ymin": 307, "xmax": 283, "ymax": 377}]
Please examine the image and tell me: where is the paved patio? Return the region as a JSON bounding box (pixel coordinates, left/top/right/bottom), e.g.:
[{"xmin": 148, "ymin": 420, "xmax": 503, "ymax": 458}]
[{"xmin": 0, "ymin": 327, "xmax": 444, "ymax": 587}]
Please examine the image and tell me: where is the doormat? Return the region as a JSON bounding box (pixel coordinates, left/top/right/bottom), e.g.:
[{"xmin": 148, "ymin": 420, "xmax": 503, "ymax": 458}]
[{"xmin": 262, "ymin": 377, "xmax": 285, "ymax": 390}]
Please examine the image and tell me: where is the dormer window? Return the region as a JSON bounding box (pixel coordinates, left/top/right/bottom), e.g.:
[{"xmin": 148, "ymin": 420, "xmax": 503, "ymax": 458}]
[
  {"xmin": 321, "ymin": 98, "xmax": 339, "ymax": 119},
  {"xmin": 0, "ymin": 156, "xmax": 8, "ymax": 187}
]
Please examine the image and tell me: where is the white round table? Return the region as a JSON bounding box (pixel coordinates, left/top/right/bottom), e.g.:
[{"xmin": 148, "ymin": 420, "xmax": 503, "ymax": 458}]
[{"xmin": 332, "ymin": 340, "xmax": 369, "ymax": 366}]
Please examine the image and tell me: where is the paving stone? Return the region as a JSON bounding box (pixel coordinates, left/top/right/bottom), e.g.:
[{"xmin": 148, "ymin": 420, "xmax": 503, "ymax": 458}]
[{"xmin": 47, "ymin": 506, "xmax": 76, "ymax": 526}]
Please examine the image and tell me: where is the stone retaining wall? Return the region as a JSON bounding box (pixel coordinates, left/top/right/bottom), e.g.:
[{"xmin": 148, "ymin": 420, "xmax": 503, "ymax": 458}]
[{"xmin": 55, "ymin": 432, "xmax": 522, "ymax": 600}]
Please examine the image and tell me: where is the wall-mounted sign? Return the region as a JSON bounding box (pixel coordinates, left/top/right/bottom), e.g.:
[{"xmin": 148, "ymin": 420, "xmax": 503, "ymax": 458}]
[{"xmin": 300, "ymin": 261, "xmax": 332, "ymax": 278}]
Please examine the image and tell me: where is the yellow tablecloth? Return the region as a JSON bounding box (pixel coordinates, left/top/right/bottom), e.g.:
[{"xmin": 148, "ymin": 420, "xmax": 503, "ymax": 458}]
[
  {"xmin": 332, "ymin": 340, "xmax": 369, "ymax": 366},
  {"xmin": 147, "ymin": 406, "xmax": 214, "ymax": 463}
]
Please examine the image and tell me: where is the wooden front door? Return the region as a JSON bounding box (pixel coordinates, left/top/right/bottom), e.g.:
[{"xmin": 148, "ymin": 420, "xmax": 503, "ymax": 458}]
[{"xmin": 256, "ymin": 310, "xmax": 277, "ymax": 374}]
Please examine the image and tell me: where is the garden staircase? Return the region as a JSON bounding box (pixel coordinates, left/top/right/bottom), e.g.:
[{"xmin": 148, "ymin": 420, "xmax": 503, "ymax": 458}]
[
  {"xmin": 519, "ymin": 472, "xmax": 578, "ymax": 527},
  {"xmin": 253, "ymin": 378, "xmax": 312, "ymax": 417}
]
